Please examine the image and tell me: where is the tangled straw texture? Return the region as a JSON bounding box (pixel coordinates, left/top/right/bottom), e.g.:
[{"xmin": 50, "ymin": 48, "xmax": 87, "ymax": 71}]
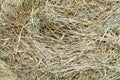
[{"xmin": 0, "ymin": 0, "xmax": 120, "ymax": 80}]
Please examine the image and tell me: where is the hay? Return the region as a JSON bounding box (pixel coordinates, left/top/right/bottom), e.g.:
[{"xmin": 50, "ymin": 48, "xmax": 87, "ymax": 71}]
[{"xmin": 0, "ymin": 0, "xmax": 120, "ymax": 80}]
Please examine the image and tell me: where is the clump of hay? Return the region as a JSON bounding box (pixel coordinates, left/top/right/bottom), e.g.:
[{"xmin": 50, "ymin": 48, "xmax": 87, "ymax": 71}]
[{"xmin": 0, "ymin": 0, "xmax": 120, "ymax": 80}]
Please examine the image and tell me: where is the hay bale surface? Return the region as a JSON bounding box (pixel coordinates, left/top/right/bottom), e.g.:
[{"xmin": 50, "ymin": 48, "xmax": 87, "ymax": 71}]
[{"xmin": 0, "ymin": 0, "xmax": 120, "ymax": 80}]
